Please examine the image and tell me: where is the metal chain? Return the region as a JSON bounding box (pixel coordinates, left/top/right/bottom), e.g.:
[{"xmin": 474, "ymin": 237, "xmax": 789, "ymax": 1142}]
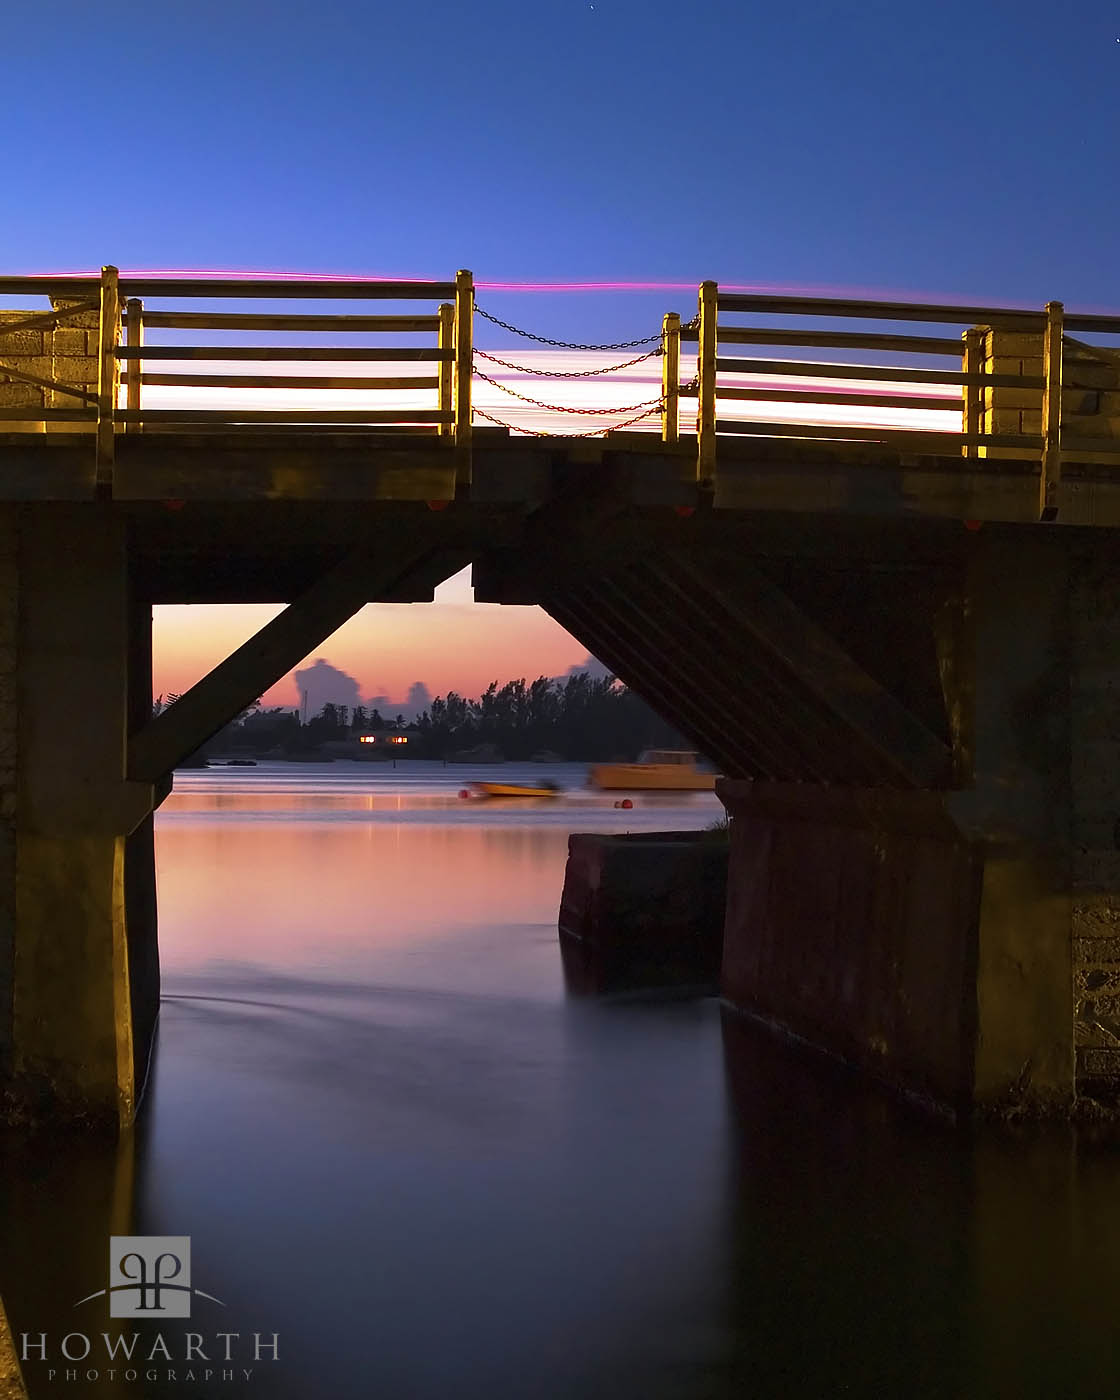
[
  {"xmin": 475, "ymin": 305, "xmax": 660, "ymax": 350},
  {"xmin": 474, "ymin": 404, "xmax": 663, "ymax": 439},
  {"xmin": 473, "ymin": 367, "xmax": 665, "ymax": 416},
  {"xmin": 474, "ymin": 346, "xmax": 662, "ymax": 378}
]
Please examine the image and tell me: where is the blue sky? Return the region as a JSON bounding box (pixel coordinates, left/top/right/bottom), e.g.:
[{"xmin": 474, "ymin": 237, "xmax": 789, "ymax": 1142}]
[{"xmin": 5, "ymin": 0, "xmax": 1119, "ymax": 342}]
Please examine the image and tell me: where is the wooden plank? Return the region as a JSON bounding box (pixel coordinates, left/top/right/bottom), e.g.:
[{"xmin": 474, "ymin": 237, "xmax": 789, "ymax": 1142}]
[
  {"xmin": 125, "ymin": 298, "xmax": 143, "ymax": 433},
  {"xmin": 454, "ymin": 269, "xmax": 473, "ymax": 484},
  {"xmin": 962, "ymin": 329, "xmax": 982, "ymax": 459},
  {"xmin": 126, "ymin": 373, "xmax": 440, "ymax": 390},
  {"xmin": 1063, "ymin": 312, "xmax": 1120, "ymax": 335},
  {"xmin": 114, "ymin": 346, "xmax": 451, "ymax": 361},
  {"xmin": 438, "ymin": 303, "xmax": 453, "ymax": 438},
  {"xmin": 0, "ymin": 406, "xmax": 95, "ymax": 420},
  {"xmin": 140, "ymin": 311, "xmax": 441, "ymax": 331},
  {"xmin": 715, "ymin": 292, "xmax": 1045, "ymax": 326},
  {"xmin": 118, "ymin": 278, "xmax": 456, "ymax": 299},
  {"xmin": 0, "ymin": 277, "xmax": 100, "ymax": 297},
  {"xmin": 698, "ymin": 281, "xmax": 717, "ymax": 482},
  {"xmin": 715, "ymin": 326, "xmax": 965, "ymax": 355},
  {"xmin": 0, "ymin": 362, "xmax": 98, "ymax": 402},
  {"xmin": 662, "ymin": 311, "xmax": 680, "ymax": 444},
  {"xmin": 1040, "ymin": 300, "xmax": 1064, "ymax": 521},
  {"xmin": 113, "ymin": 408, "xmax": 449, "ymax": 423},
  {"xmin": 714, "ymin": 419, "xmax": 1040, "ymax": 451},
  {"xmin": 128, "ymin": 534, "xmax": 458, "ymax": 781},
  {"xmin": 716, "ymin": 356, "xmax": 1042, "ymax": 389},
  {"xmin": 96, "ymin": 265, "xmax": 120, "ymax": 480},
  {"xmin": 715, "ymin": 385, "xmax": 962, "ymax": 410},
  {"xmin": 126, "ymin": 424, "xmax": 443, "ymax": 437}
]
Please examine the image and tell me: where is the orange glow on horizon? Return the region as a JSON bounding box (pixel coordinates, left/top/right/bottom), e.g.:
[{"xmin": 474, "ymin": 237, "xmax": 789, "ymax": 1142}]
[{"xmin": 153, "ymin": 572, "xmax": 590, "ymax": 713}]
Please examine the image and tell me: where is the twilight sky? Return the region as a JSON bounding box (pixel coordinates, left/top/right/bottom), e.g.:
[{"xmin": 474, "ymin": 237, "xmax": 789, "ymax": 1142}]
[{"xmin": 5, "ymin": 0, "xmax": 1119, "ymax": 706}]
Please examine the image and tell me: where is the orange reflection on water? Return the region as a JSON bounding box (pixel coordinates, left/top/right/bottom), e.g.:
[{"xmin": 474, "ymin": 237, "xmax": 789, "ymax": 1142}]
[{"xmin": 155, "ymin": 814, "xmax": 570, "ymax": 978}]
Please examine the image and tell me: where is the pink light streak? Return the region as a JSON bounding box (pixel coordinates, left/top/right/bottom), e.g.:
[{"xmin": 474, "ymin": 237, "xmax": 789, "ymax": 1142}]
[{"xmin": 20, "ymin": 266, "xmax": 1066, "ymax": 312}]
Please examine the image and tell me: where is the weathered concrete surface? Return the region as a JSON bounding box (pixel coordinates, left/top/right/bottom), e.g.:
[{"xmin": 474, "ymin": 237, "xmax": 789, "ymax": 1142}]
[
  {"xmin": 0, "ymin": 506, "xmax": 157, "ymax": 1129},
  {"xmin": 1069, "ymin": 541, "xmax": 1120, "ymax": 1105},
  {"xmin": 720, "ymin": 528, "xmax": 1120, "ymax": 1119},
  {"xmin": 559, "ymin": 831, "xmax": 727, "ymax": 993},
  {"xmin": 719, "ymin": 784, "xmax": 981, "ymax": 1112},
  {"xmin": 0, "ymin": 1295, "xmax": 27, "ymax": 1400}
]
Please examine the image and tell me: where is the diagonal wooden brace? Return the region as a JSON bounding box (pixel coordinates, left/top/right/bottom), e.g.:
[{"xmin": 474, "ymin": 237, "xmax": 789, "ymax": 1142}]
[{"xmin": 128, "ymin": 532, "xmax": 460, "ymax": 782}]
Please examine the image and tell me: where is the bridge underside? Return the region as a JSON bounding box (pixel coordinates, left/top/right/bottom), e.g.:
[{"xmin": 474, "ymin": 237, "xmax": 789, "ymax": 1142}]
[{"xmin": 0, "ymin": 431, "xmax": 1117, "ymax": 1126}]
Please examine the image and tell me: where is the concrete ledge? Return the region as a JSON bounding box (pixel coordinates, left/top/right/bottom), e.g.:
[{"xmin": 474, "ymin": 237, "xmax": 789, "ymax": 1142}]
[{"xmin": 558, "ymin": 831, "xmax": 727, "ymax": 994}]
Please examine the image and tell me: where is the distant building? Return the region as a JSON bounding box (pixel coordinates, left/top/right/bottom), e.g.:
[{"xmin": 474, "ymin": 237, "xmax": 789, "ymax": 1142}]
[
  {"xmin": 320, "ymin": 725, "xmax": 422, "ymax": 759},
  {"xmin": 357, "ymin": 729, "xmax": 412, "ymax": 748}
]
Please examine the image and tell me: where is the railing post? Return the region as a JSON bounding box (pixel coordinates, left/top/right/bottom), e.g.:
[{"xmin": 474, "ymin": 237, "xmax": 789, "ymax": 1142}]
[
  {"xmin": 962, "ymin": 328, "xmax": 982, "ymax": 459},
  {"xmin": 661, "ymin": 311, "xmax": 680, "ymax": 445},
  {"xmin": 96, "ymin": 265, "xmax": 120, "ymax": 481},
  {"xmin": 454, "ymin": 268, "xmax": 474, "ymax": 485},
  {"xmin": 1040, "ymin": 299, "xmax": 1064, "ymax": 521},
  {"xmin": 124, "ymin": 297, "xmax": 143, "ymax": 434},
  {"xmin": 697, "ymin": 280, "xmax": 717, "ymax": 483},
  {"xmin": 437, "ymin": 302, "xmax": 454, "ymax": 439}
]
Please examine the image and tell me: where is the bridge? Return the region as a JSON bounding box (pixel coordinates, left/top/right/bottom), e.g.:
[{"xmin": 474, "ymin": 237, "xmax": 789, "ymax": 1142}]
[{"xmin": 2, "ymin": 268, "xmax": 1119, "ymax": 1128}]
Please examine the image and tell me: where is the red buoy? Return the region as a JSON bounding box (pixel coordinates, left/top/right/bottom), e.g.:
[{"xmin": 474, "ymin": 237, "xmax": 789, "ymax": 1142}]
[
  {"xmin": 964, "ymin": 519, "xmax": 983, "ymax": 531},
  {"xmin": 620, "ymin": 798, "xmax": 633, "ymax": 809},
  {"xmin": 458, "ymin": 789, "xmax": 470, "ymax": 799}
]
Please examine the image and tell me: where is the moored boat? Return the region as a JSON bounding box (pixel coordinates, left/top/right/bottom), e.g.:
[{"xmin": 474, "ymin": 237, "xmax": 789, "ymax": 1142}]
[
  {"xmin": 469, "ymin": 780, "xmax": 561, "ymax": 799},
  {"xmin": 587, "ymin": 750, "xmax": 716, "ymax": 791}
]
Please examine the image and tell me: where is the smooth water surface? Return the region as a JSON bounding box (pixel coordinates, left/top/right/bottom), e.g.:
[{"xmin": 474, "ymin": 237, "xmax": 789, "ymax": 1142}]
[{"xmin": 3, "ymin": 762, "xmax": 1120, "ymax": 1398}]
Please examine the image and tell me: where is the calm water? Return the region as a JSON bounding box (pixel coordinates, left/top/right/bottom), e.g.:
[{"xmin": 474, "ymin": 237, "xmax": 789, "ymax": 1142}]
[{"xmin": 3, "ymin": 761, "xmax": 1120, "ymax": 1398}]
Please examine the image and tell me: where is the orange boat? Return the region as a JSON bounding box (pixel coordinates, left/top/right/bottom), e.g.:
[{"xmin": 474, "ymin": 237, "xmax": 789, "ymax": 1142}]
[{"xmin": 587, "ymin": 750, "xmax": 717, "ymax": 791}]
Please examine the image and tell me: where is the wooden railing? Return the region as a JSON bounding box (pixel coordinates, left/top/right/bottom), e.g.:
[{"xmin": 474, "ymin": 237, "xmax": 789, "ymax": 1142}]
[
  {"xmin": 4, "ymin": 269, "xmax": 1120, "ymax": 518},
  {"xmin": 0, "ymin": 266, "xmax": 474, "ymax": 480},
  {"xmin": 671, "ymin": 285, "xmax": 1120, "ymax": 518}
]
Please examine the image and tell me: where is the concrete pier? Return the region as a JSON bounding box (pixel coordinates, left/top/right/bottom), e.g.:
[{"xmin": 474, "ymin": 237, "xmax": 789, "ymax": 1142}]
[
  {"xmin": 0, "ymin": 505, "xmax": 158, "ymax": 1128},
  {"xmin": 719, "ymin": 529, "xmax": 1120, "ymax": 1119}
]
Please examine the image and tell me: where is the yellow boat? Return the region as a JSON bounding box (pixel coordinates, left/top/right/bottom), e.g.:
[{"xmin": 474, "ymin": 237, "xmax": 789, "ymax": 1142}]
[
  {"xmin": 587, "ymin": 750, "xmax": 717, "ymax": 791},
  {"xmin": 469, "ymin": 780, "xmax": 561, "ymax": 798}
]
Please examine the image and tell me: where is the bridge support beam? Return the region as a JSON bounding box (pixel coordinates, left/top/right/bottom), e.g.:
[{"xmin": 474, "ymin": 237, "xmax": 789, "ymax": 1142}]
[
  {"xmin": 719, "ymin": 528, "xmax": 1120, "ymax": 1119},
  {"xmin": 0, "ymin": 506, "xmax": 159, "ymax": 1130}
]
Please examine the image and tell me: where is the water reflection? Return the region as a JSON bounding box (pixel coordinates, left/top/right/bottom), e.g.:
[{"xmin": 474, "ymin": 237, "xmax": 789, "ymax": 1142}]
[{"xmin": 1, "ymin": 767, "xmax": 1119, "ymax": 1397}]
